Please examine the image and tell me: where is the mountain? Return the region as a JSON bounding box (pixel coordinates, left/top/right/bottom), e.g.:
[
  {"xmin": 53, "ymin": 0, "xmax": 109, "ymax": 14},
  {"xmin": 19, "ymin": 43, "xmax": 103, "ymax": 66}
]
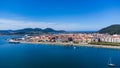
[
  {"xmin": 98, "ymin": 24, "xmax": 120, "ymax": 34},
  {"xmin": 0, "ymin": 28, "xmax": 65, "ymax": 35},
  {"xmin": 0, "ymin": 30, "xmax": 13, "ymax": 35},
  {"xmin": 43, "ymin": 28, "xmax": 56, "ymax": 32}
]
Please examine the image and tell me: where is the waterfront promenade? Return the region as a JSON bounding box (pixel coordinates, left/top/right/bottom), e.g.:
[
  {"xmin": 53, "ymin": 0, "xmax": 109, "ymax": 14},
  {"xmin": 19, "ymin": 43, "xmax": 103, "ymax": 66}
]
[{"xmin": 20, "ymin": 41, "xmax": 120, "ymax": 49}]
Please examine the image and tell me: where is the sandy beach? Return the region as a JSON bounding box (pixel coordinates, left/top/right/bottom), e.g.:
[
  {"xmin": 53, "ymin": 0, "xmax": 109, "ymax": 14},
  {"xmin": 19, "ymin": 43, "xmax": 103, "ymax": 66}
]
[{"xmin": 20, "ymin": 41, "xmax": 120, "ymax": 49}]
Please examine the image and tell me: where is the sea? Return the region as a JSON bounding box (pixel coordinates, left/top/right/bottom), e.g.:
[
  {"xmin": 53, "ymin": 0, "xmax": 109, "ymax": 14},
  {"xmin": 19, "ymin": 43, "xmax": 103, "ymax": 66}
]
[{"xmin": 0, "ymin": 36, "xmax": 120, "ymax": 68}]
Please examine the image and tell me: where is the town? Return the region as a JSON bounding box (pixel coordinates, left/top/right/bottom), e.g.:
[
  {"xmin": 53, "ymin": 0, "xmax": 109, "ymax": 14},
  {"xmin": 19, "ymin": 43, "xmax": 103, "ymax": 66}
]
[{"xmin": 8, "ymin": 33, "xmax": 120, "ymax": 45}]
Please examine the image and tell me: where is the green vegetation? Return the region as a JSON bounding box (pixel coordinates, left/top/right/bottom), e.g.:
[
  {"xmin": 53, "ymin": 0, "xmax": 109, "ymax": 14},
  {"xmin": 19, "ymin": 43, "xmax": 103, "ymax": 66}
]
[
  {"xmin": 89, "ymin": 42, "xmax": 120, "ymax": 46},
  {"xmin": 0, "ymin": 28, "xmax": 65, "ymax": 35},
  {"xmin": 98, "ymin": 24, "xmax": 120, "ymax": 34}
]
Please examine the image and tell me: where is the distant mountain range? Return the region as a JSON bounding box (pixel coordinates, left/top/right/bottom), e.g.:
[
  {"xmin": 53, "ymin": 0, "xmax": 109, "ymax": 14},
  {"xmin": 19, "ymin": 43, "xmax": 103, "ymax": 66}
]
[
  {"xmin": 0, "ymin": 28, "xmax": 65, "ymax": 35},
  {"xmin": 0, "ymin": 24, "xmax": 120, "ymax": 35},
  {"xmin": 98, "ymin": 24, "xmax": 120, "ymax": 34}
]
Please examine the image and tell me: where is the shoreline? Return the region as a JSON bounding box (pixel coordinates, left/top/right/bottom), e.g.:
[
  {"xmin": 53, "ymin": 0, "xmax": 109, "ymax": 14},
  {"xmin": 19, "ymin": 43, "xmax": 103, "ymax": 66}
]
[{"xmin": 20, "ymin": 42, "xmax": 120, "ymax": 49}]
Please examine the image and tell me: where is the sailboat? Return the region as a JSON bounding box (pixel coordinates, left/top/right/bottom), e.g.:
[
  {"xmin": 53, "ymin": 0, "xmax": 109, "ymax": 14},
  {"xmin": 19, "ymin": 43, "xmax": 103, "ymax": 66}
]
[{"xmin": 108, "ymin": 57, "xmax": 116, "ymax": 67}]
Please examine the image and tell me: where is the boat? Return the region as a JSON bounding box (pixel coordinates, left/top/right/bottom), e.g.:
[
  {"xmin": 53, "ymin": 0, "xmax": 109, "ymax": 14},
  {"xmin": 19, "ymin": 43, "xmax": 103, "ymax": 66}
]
[
  {"xmin": 73, "ymin": 46, "xmax": 76, "ymax": 49},
  {"xmin": 108, "ymin": 57, "xmax": 116, "ymax": 67}
]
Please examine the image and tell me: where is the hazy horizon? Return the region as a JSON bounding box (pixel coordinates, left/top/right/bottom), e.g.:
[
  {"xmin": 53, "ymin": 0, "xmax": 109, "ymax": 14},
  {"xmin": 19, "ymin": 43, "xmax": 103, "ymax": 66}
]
[
  {"xmin": 0, "ymin": 27, "xmax": 98, "ymax": 32},
  {"xmin": 0, "ymin": 0, "xmax": 120, "ymax": 31}
]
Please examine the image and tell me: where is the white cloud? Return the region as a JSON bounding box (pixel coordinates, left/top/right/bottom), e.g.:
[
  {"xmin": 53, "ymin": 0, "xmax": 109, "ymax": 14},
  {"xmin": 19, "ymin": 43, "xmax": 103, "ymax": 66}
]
[
  {"xmin": 0, "ymin": 18, "xmax": 101, "ymax": 31},
  {"xmin": 0, "ymin": 8, "xmax": 120, "ymax": 31}
]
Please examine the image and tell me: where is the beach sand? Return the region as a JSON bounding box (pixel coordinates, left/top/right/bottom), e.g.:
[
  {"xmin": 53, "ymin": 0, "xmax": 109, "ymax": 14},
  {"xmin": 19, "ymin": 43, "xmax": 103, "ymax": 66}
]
[{"xmin": 20, "ymin": 41, "xmax": 120, "ymax": 49}]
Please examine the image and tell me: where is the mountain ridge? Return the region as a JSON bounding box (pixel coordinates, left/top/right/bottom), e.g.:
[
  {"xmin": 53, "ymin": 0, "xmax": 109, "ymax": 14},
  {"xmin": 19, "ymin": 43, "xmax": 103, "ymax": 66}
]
[
  {"xmin": 98, "ymin": 24, "xmax": 120, "ymax": 34},
  {"xmin": 0, "ymin": 28, "xmax": 65, "ymax": 35}
]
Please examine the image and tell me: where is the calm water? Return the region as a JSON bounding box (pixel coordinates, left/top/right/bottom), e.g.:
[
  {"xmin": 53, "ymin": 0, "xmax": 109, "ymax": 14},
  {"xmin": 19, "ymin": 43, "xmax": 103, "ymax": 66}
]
[{"xmin": 0, "ymin": 36, "xmax": 120, "ymax": 68}]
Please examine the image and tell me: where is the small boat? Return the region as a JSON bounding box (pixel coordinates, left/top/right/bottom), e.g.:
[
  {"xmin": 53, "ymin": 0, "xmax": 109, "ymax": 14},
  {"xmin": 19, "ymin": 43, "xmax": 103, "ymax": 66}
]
[
  {"xmin": 108, "ymin": 57, "xmax": 116, "ymax": 67},
  {"xmin": 73, "ymin": 47, "xmax": 76, "ymax": 49}
]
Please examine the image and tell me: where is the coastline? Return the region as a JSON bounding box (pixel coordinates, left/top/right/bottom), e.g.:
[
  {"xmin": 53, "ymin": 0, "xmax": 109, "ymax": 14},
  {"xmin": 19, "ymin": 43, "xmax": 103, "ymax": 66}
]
[{"xmin": 20, "ymin": 41, "xmax": 120, "ymax": 49}]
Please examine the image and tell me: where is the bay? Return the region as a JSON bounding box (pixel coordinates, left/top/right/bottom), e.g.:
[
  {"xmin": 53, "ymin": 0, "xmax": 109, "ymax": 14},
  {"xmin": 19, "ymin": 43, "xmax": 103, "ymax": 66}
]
[{"xmin": 0, "ymin": 36, "xmax": 120, "ymax": 68}]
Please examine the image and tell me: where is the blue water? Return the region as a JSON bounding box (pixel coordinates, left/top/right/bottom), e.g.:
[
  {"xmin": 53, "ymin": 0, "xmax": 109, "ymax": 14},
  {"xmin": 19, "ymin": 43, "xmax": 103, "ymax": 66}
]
[{"xmin": 0, "ymin": 36, "xmax": 120, "ymax": 68}]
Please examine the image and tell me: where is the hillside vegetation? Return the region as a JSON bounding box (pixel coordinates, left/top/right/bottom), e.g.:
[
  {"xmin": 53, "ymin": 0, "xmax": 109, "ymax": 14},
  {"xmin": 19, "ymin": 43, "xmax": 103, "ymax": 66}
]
[{"xmin": 98, "ymin": 24, "xmax": 120, "ymax": 34}]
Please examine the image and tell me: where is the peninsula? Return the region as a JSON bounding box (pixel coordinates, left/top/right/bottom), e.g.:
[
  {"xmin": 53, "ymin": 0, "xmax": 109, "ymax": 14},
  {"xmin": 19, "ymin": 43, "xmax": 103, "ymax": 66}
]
[{"xmin": 7, "ymin": 24, "xmax": 120, "ymax": 49}]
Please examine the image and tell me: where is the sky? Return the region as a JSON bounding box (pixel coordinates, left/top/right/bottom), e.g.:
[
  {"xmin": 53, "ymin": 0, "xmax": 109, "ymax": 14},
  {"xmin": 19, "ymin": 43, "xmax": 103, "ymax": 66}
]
[{"xmin": 0, "ymin": 0, "xmax": 120, "ymax": 31}]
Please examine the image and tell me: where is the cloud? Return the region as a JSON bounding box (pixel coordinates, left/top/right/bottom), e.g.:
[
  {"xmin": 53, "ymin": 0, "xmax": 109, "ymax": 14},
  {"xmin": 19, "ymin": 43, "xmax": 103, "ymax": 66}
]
[
  {"xmin": 0, "ymin": 18, "xmax": 101, "ymax": 31},
  {"xmin": 0, "ymin": 19, "xmax": 54, "ymax": 30}
]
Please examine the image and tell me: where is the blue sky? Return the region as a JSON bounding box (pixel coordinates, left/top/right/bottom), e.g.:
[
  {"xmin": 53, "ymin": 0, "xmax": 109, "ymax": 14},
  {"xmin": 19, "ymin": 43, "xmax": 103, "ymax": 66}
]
[{"xmin": 0, "ymin": 0, "xmax": 120, "ymax": 31}]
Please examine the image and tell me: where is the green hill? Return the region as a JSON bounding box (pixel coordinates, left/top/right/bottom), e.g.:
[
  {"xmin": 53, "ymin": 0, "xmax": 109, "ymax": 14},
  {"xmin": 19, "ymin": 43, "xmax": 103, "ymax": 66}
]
[
  {"xmin": 0, "ymin": 28, "xmax": 65, "ymax": 35},
  {"xmin": 98, "ymin": 24, "xmax": 120, "ymax": 34}
]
